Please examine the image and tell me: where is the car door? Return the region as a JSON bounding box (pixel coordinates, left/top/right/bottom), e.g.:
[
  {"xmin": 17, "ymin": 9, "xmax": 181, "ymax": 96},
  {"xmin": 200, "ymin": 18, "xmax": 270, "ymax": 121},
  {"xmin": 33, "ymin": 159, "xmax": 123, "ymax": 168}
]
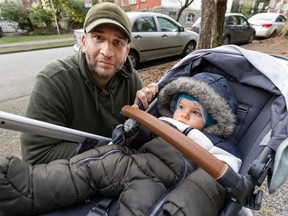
[
  {"xmin": 130, "ymin": 15, "xmax": 161, "ymax": 61},
  {"xmin": 236, "ymin": 15, "xmax": 253, "ymax": 43},
  {"xmin": 274, "ymin": 15, "xmax": 287, "ymax": 34},
  {"xmin": 225, "ymin": 15, "xmax": 240, "ymax": 43},
  {"xmin": 156, "ymin": 16, "xmax": 184, "ymax": 56}
]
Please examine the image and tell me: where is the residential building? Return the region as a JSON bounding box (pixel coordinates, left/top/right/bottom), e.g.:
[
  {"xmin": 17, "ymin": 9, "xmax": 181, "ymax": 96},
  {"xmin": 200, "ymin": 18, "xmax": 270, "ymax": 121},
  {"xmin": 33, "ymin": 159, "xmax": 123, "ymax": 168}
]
[
  {"xmin": 114, "ymin": 0, "xmax": 235, "ymax": 28},
  {"xmin": 115, "ymin": 0, "xmax": 202, "ymax": 28},
  {"xmin": 268, "ymin": 0, "xmax": 288, "ymax": 16}
]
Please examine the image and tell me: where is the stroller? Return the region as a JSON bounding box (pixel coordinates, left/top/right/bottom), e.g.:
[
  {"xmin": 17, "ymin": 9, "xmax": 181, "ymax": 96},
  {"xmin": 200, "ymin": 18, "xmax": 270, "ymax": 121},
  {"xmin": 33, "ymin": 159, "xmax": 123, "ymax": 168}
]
[
  {"xmin": 117, "ymin": 44, "xmax": 288, "ymax": 216},
  {"xmin": 1, "ymin": 45, "xmax": 288, "ymax": 216}
]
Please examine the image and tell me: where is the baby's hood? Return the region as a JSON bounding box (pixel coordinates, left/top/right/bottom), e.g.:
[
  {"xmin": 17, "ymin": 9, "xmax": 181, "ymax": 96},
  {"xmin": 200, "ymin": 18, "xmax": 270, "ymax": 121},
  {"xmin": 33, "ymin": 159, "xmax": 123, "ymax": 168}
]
[{"xmin": 157, "ymin": 72, "xmax": 238, "ymax": 138}]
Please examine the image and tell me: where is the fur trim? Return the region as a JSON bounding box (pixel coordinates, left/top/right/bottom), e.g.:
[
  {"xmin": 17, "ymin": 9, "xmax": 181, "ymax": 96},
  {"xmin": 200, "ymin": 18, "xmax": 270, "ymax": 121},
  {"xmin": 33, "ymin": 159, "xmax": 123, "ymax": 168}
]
[{"xmin": 157, "ymin": 77, "xmax": 236, "ymax": 138}]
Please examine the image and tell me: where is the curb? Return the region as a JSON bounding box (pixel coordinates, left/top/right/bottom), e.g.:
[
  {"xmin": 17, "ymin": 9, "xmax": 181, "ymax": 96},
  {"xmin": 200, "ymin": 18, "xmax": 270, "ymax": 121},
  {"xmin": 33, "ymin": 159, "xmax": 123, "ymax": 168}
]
[{"xmin": 0, "ymin": 38, "xmax": 74, "ymax": 55}]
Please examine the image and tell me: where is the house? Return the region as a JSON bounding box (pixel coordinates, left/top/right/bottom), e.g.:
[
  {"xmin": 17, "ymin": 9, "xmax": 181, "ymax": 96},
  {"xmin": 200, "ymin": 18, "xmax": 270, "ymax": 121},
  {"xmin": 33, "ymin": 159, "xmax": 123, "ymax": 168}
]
[
  {"xmin": 114, "ymin": 0, "xmax": 202, "ymax": 28},
  {"xmin": 268, "ymin": 0, "xmax": 288, "ymax": 16},
  {"xmin": 114, "ymin": 0, "xmax": 234, "ymax": 28}
]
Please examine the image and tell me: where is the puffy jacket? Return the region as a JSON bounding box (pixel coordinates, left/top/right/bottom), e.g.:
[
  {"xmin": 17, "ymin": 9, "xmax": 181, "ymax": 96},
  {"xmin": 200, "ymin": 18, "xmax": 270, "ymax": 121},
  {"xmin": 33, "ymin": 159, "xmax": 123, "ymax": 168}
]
[{"xmin": 0, "ymin": 138, "xmax": 198, "ymax": 215}]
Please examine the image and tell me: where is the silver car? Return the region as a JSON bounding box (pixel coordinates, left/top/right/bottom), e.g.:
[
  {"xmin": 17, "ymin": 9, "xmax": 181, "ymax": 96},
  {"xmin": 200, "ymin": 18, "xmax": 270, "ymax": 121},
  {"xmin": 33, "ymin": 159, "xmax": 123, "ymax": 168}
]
[
  {"xmin": 73, "ymin": 12, "xmax": 198, "ymax": 68},
  {"xmin": 248, "ymin": 13, "xmax": 287, "ymax": 38}
]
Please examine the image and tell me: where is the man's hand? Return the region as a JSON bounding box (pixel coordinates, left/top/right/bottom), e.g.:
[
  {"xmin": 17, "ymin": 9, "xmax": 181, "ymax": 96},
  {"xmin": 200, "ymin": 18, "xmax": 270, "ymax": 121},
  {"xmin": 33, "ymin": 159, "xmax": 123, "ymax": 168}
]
[{"xmin": 133, "ymin": 83, "xmax": 158, "ymax": 109}]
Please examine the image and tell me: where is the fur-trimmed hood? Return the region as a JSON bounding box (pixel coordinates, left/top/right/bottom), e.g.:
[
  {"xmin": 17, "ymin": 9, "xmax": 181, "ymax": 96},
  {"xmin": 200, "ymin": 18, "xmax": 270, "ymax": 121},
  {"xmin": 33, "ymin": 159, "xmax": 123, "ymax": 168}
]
[{"xmin": 157, "ymin": 72, "xmax": 238, "ymax": 138}]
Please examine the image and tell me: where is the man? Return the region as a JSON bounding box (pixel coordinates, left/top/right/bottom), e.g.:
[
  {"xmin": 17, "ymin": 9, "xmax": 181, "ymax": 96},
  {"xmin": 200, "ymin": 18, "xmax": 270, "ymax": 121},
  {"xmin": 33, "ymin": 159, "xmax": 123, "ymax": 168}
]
[{"xmin": 20, "ymin": 2, "xmax": 158, "ymax": 165}]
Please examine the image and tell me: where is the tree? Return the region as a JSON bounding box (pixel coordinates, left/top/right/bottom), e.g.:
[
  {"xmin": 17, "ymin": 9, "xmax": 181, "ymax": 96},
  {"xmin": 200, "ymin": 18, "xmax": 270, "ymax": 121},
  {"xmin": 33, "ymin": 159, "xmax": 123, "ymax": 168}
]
[
  {"xmin": 175, "ymin": 0, "xmax": 194, "ymax": 22},
  {"xmin": 61, "ymin": 0, "xmax": 88, "ymax": 29},
  {"xmin": 0, "ymin": 0, "xmax": 33, "ymax": 31},
  {"xmin": 196, "ymin": 0, "xmax": 227, "ymax": 49},
  {"xmin": 279, "ymin": 19, "xmax": 288, "ymax": 37},
  {"xmin": 29, "ymin": 6, "xmax": 53, "ymax": 29}
]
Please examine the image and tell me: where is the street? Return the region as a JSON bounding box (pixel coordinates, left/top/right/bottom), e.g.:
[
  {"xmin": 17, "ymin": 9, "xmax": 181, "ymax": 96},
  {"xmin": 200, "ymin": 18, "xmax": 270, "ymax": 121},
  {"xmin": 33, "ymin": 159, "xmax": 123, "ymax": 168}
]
[{"xmin": 0, "ymin": 47, "xmax": 73, "ymax": 102}]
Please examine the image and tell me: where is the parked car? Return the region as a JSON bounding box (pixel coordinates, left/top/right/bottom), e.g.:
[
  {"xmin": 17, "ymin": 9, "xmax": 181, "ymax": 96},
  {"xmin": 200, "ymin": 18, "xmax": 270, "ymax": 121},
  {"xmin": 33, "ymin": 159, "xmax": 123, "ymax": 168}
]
[
  {"xmin": 73, "ymin": 12, "xmax": 199, "ymax": 68},
  {"xmin": 191, "ymin": 17, "xmax": 201, "ymax": 34},
  {"xmin": 191, "ymin": 13, "xmax": 255, "ymax": 45},
  {"xmin": 248, "ymin": 13, "xmax": 287, "ymax": 38}
]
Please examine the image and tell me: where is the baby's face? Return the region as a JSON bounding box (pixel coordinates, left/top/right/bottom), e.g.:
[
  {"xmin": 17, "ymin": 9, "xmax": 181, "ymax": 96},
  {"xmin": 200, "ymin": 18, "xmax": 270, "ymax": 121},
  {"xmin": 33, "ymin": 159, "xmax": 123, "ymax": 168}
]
[{"xmin": 172, "ymin": 98, "xmax": 205, "ymax": 130}]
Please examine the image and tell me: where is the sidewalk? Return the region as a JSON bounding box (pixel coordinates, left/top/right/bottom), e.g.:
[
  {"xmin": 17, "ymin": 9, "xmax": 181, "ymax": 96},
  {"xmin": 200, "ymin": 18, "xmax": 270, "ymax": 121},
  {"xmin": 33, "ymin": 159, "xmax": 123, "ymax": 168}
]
[{"xmin": 0, "ymin": 38, "xmax": 73, "ymax": 48}]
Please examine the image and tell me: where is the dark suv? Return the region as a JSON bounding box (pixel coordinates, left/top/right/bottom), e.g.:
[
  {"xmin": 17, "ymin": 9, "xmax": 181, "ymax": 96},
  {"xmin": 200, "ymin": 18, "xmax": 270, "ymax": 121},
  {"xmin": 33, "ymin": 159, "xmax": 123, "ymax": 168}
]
[{"xmin": 191, "ymin": 13, "xmax": 255, "ymax": 45}]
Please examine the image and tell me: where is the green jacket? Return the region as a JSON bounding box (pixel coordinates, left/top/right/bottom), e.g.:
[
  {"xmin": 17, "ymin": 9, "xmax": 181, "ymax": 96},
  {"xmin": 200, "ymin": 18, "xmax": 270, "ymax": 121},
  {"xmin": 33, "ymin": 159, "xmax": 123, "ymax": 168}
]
[{"xmin": 20, "ymin": 48, "xmax": 142, "ymax": 165}]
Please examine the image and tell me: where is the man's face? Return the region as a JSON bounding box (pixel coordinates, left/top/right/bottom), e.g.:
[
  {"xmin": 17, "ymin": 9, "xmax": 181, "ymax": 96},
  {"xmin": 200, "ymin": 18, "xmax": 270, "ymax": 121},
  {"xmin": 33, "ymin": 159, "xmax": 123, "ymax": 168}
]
[
  {"xmin": 173, "ymin": 98, "xmax": 205, "ymax": 130},
  {"xmin": 81, "ymin": 24, "xmax": 130, "ymax": 87}
]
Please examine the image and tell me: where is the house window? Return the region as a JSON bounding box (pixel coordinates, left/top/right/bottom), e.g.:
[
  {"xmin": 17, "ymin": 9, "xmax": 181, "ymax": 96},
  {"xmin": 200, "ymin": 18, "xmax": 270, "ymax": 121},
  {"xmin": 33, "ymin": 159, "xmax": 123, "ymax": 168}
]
[
  {"xmin": 169, "ymin": 11, "xmax": 177, "ymax": 20},
  {"xmin": 129, "ymin": 0, "xmax": 137, "ymax": 4},
  {"xmin": 186, "ymin": 13, "xmax": 195, "ymax": 22},
  {"xmin": 121, "ymin": 0, "xmax": 125, "ymax": 6}
]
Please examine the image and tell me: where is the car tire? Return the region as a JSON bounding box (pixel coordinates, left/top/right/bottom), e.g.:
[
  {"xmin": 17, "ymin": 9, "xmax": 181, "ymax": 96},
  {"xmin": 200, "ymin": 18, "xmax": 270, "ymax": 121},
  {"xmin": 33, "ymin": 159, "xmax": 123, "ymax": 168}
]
[
  {"xmin": 182, "ymin": 41, "xmax": 196, "ymax": 57},
  {"xmin": 128, "ymin": 51, "xmax": 139, "ymax": 69},
  {"xmin": 222, "ymin": 35, "xmax": 230, "ymax": 45},
  {"xmin": 270, "ymin": 30, "xmax": 277, "ymax": 38},
  {"xmin": 247, "ymin": 32, "xmax": 255, "ymax": 44}
]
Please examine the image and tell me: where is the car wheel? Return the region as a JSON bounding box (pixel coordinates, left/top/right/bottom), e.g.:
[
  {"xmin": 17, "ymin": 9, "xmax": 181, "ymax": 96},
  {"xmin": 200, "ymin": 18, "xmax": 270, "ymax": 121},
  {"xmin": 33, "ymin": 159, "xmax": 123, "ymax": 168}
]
[
  {"xmin": 222, "ymin": 35, "xmax": 230, "ymax": 45},
  {"xmin": 128, "ymin": 51, "xmax": 139, "ymax": 69},
  {"xmin": 182, "ymin": 41, "xmax": 196, "ymax": 57},
  {"xmin": 270, "ymin": 30, "xmax": 277, "ymax": 38},
  {"xmin": 247, "ymin": 32, "xmax": 255, "ymax": 44}
]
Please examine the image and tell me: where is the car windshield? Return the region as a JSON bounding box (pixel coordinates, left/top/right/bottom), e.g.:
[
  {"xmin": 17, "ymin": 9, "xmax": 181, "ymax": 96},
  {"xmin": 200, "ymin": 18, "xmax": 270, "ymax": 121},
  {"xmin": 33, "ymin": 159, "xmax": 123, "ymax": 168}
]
[{"xmin": 250, "ymin": 13, "xmax": 275, "ymax": 21}]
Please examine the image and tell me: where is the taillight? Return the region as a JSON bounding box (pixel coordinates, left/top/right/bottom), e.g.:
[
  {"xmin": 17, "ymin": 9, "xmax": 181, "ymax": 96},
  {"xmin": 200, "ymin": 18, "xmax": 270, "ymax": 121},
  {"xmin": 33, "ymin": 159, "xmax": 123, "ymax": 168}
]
[{"xmin": 262, "ymin": 24, "xmax": 272, "ymax": 28}]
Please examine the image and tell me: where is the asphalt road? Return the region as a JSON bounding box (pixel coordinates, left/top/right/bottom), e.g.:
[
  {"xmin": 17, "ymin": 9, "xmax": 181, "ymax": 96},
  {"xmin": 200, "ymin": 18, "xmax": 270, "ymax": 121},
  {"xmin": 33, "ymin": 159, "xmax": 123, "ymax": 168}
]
[{"xmin": 0, "ymin": 47, "xmax": 74, "ymax": 102}]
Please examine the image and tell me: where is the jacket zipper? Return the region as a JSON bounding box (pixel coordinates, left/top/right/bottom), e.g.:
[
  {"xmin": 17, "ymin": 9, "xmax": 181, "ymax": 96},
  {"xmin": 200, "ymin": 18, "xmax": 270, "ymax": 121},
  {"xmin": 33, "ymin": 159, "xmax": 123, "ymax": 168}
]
[
  {"xmin": 146, "ymin": 158, "xmax": 189, "ymax": 216},
  {"xmin": 80, "ymin": 149, "xmax": 124, "ymax": 164}
]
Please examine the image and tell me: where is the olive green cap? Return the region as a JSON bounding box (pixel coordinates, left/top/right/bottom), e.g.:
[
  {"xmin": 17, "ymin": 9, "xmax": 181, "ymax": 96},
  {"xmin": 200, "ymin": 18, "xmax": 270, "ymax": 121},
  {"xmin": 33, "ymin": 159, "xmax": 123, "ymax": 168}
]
[{"xmin": 83, "ymin": 2, "xmax": 131, "ymax": 42}]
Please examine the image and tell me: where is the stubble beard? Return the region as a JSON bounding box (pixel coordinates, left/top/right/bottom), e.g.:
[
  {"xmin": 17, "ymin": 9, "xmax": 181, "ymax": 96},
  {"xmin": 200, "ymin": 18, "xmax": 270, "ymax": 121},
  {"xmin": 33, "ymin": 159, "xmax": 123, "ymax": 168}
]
[{"xmin": 85, "ymin": 54, "xmax": 125, "ymax": 81}]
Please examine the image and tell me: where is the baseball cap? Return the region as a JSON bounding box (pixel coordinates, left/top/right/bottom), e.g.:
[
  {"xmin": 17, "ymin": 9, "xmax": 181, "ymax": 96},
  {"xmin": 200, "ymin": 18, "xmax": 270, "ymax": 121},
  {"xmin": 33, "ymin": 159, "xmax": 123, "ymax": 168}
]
[{"xmin": 83, "ymin": 2, "xmax": 132, "ymax": 42}]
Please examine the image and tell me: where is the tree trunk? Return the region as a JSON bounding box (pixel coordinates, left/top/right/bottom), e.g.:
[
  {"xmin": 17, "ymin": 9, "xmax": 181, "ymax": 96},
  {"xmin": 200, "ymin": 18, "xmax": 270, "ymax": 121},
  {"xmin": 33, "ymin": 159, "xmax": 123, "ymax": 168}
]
[
  {"xmin": 197, "ymin": 0, "xmax": 227, "ymax": 49},
  {"xmin": 176, "ymin": 0, "xmax": 194, "ymax": 22},
  {"xmin": 278, "ymin": 19, "xmax": 288, "ymax": 37}
]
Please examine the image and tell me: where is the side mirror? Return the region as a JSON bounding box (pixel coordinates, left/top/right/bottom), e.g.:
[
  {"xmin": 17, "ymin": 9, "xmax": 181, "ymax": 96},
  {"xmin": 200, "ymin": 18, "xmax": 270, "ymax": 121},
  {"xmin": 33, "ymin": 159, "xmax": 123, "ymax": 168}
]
[{"xmin": 178, "ymin": 26, "xmax": 185, "ymax": 32}]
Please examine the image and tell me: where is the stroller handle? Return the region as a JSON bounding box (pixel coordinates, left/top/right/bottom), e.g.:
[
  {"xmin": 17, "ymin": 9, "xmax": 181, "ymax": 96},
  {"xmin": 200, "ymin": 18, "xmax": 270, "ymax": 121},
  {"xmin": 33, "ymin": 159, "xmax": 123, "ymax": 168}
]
[{"xmin": 121, "ymin": 105, "xmax": 228, "ymax": 180}]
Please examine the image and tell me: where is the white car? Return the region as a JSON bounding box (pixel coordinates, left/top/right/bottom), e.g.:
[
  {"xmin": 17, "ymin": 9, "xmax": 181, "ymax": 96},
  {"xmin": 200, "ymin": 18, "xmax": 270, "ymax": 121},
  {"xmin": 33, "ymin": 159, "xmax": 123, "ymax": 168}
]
[
  {"xmin": 248, "ymin": 13, "xmax": 287, "ymax": 38},
  {"xmin": 73, "ymin": 12, "xmax": 198, "ymax": 68}
]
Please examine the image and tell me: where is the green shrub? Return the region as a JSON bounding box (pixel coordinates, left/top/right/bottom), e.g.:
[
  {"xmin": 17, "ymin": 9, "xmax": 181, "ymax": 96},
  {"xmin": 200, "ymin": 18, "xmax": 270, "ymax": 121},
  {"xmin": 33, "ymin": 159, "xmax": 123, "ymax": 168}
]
[{"xmin": 29, "ymin": 7, "xmax": 53, "ymax": 29}]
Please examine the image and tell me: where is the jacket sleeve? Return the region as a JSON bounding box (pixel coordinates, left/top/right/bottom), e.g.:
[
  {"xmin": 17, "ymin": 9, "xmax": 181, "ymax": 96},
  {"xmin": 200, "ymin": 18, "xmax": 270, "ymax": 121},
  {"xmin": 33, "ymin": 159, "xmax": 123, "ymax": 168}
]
[{"xmin": 20, "ymin": 72, "xmax": 79, "ymax": 165}]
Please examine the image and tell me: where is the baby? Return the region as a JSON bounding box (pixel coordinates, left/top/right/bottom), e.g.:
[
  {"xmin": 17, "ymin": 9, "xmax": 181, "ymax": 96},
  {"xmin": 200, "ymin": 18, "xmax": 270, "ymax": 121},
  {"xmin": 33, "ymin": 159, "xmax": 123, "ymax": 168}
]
[{"xmin": 157, "ymin": 72, "xmax": 241, "ymax": 172}]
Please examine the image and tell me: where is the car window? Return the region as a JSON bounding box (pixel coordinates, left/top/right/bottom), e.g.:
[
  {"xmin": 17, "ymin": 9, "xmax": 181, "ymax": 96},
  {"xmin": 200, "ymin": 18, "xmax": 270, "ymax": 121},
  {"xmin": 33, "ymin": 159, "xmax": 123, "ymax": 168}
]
[
  {"xmin": 276, "ymin": 15, "xmax": 286, "ymax": 23},
  {"xmin": 132, "ymin": 16, "xmax": 157, "ymax": 32},
  {"xmin": 238, "ymin": 16, "xmax": 248, "ymax": 26},
  {"xmin": 227, "ymin": 16, "xmax": 239, "ymax": 25},
  {"xmin": 157, "ymin": 17, "xmax": 179, "ymax": 32}
]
